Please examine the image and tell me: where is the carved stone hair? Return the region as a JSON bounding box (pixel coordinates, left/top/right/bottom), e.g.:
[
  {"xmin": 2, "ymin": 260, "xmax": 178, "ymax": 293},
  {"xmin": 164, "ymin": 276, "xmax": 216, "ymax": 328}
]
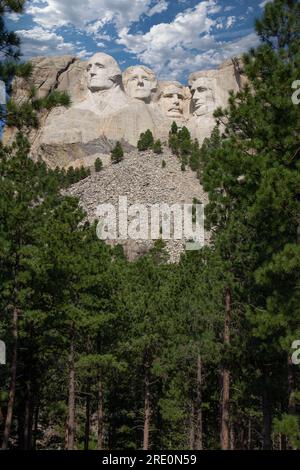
[
  {"xmin": 158, "ymin": 81, "xmax": 189, "ymax": 100},
  {"xmin": 86, "ymin": 53, "xmax": 122, "ymax": 83},
  {"xmin": 122, "ymin": 65, "xmax": 158, "ymax": 90}
]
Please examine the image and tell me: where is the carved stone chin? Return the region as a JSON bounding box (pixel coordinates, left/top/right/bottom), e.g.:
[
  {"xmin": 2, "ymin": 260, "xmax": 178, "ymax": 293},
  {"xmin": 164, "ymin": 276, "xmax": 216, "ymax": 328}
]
[{"xmin": 123, "ymin": 66, "xmax": 158, "ymax": 103}]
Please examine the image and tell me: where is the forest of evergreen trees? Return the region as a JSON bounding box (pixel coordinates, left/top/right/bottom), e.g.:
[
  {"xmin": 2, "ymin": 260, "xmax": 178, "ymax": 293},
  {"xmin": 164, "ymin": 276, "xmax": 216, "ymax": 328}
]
[{"xmin": 0, "ymin": 0, "xmax": 300, "ymax": 451}]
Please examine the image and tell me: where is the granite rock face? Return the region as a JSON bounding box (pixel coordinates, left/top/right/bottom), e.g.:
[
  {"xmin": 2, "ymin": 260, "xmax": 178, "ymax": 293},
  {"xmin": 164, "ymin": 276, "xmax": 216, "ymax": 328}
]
[{"xmin": 5, "ymin": 52, "xmax": 246, "ymax": 167}]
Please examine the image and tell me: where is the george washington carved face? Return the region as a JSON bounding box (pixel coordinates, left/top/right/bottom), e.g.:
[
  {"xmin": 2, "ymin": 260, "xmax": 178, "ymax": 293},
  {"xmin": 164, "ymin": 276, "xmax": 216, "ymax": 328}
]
[
  {"xmin": 123, "ymin": 66, "xmax": 158, "ymax": 102},
  {"xmin": 86, "ymin": 53, "xmax": 122, "ymax": 92}
]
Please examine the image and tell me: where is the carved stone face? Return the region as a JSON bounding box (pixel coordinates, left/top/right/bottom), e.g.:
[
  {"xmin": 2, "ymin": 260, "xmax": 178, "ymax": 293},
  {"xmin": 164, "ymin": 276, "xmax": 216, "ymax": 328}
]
[
  {"xmin": 191, "ymin": 77, "xmax": 216, "ymax": 116},
  {"xmin": 159, "ymin": 84, "xmax": 185, "ymax": 118},
  {"xmin": 86, "ymin": 53, "xmax": 121, "ymax": 92},
  {"xmin": 123, "ymin": 66, "xmax": 157, "ymax": 102}
]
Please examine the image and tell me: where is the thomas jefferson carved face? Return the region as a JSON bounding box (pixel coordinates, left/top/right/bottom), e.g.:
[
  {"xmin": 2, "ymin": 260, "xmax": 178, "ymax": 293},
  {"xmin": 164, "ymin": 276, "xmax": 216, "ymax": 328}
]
[
  {"xmin": 86, "ymin": 53, "xmax": 121, "ymax": 92},
  {"xmin": 190, "ymin": 77, "xmax": 216, "ymax": 116},
  {"xmin": 159, "ymin": 84, "xmax": 185, "ymax": 118},
  {"xmin": 123, "ymin": 66, "xmax": 157, "ymax": 102}
]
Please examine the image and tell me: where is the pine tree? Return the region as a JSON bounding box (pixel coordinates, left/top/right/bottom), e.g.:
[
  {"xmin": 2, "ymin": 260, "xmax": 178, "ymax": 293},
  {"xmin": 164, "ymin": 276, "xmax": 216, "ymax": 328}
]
[
  {"xmin": 171, "ymin": 121, "xmax": 178, "ymax": 134},
  {"xmin": 153, "ymin": 139, "xmax": 162, "ymax": 155},
  {"xmin": 137, "ymin": 130, "xmax": 154, "ymax": 151},
  {"xmin": 111, "ymin": 141, "xmax": 124, "ymax": 164},
  {"xmin": 0, "ymin": 1, "xmax": 26, "ymax": 61},
  {"xmin": 168, "ymin": 133, "xmax": 179, "ymax": 156},
  {"xmin": 95, "ymin": 157, "xmax": 103, "ymax": 172},
  {"xmin": 199, "ymin": 0, "xmax": 300, "ymax": 450}
]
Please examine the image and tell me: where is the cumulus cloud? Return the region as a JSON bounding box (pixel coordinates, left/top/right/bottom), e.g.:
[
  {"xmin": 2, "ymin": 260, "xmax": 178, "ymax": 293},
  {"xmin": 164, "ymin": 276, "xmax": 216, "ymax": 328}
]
[
  {"xmin": 148, "ymin": 0, "xmax": 169, "ymax": 17},
  {"xmin": 226, "ymin": 16, "xmax": 236, "ymax": 29},
  {"xmin": 26, "ymin": 0, "xmax": 163, "ymax": 31},
  {"xmin": 19, "ymin": 0, "xmax": 258, "ymax": 81},
  {"xmin": 117, "ymin": 1, "xmax": 219, "ymax": 60},
  {"xmin": 6, "ymin": 12, "xmax": 21, "ymax": 21},
  {"xmin": 116, "ymin": 1, "xmax": 255, "ymax": 80},
  {"xmin": 16, "ymin": 26, "xmax": 80, "ymax": 58}
]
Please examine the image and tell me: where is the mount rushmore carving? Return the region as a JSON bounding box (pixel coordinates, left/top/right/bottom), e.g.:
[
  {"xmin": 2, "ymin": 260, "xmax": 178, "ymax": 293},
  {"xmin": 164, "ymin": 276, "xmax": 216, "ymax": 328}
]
[{"xmin": 6, "ymin": 52, "xmax": 246, "ymax": 167}]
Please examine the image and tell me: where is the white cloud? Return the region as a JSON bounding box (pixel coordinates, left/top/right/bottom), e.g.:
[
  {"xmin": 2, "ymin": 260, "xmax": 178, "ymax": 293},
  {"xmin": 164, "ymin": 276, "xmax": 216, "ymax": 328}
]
[
  {"xmin": 148, "ymin": 0, "xmax": 169, "ymax": 17},
  {"xmin": 77, "ymin": 49, "xmax": 93, "ymax": 59},
  {"xmin": 226, "ymin": 16, "xmax": 236, "ymax": 29},
  {"xmin": 6, "ymin": 12, "xmax": 21, "ymax": 21},
  {"xmin": 16, "ymin": 26, "xmax": 83, "ymax": 58},
  {"xmin": 224, "ymin": 5, "xmax": 234, "ymax": 12},
  {"xmin": 118, "ymin": 1, "xmax": 219, "ymax": 58},
  {"xmin": 259, "ymin": 0, "xmax": 270, "ymax": 7},
  {"xmin": 116, "ymin": 0, "xmax": 255, "ymax": 80},
  {"xmin": 19, "ymin": 0, "xmax": 258, "ymax": 81},
  {"xmin": 26, "ymin": 0, "xmax": 163, "ymax": 31}
]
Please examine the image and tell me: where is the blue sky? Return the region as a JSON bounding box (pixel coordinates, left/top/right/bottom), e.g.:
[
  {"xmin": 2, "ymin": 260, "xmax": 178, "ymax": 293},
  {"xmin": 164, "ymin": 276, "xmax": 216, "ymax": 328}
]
[{"xmin": 7, "ymin": 0, "xmax": 270, "ymax": 82}]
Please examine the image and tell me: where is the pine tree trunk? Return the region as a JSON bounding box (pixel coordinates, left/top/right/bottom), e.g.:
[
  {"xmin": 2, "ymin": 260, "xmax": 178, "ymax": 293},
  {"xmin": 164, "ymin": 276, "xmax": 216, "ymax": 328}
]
[
  {"xmin": 194, "ymin": 355, "xmax": 203, "ymax": 450},
  {"xmin": 0, "ymin": 404, "xmax": 4, "ymax": 428},
  {"xmin": 143, "ymin": 364, "xmax": 151, "ymax": 450},
  {"xmin": 287, "ymin": 355, "xmax": 296, "ymax": 415},
  {"xmin": 97, "ymin": 377, "xmax": 104, "ymax": 450},
  {"xmin": 230, "ymin": 425, "xmax": 235, "ymax": 450},
  {"xmin": 220, "ymin": 288, "xmax": 231, "ymax": 450},
  {"xmin": 32, "ymin": 404, "xmax": 39, "ymax": 450},
  {"xmin": 262, "ymin": 390, "xmax": 272, "ymax": 450},
  {"xmin": 2, "ymin": 306, "xmax": 18, "ymax": 450},
  {"xmin": 23, "ymin": 381, "xmax": 34, "ymax": 450},
  {"xmin": 189, "ymin": 402, "xmax": 195, "ymax": 450},
  {"xmin": 84, "ymin": 392, "xmax": 91, "ymax": 451},
  {"xmin": 287, "ymin": 355, "xmax": 296, "ymax": 449},
  {"xmin": 65, "ymin": 336, "xmax": 76, "ymax": 450},
  {"xmin": 248, "ymin": 418, "xmax": 252, "ymax": 450}
]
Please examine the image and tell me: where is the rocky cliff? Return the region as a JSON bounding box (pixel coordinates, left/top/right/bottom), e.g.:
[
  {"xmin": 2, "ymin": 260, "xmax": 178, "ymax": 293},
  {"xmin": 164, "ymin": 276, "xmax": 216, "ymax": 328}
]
[{"xmin": 5, "ymin": 53, "xmax": 245, "ymax": 169}]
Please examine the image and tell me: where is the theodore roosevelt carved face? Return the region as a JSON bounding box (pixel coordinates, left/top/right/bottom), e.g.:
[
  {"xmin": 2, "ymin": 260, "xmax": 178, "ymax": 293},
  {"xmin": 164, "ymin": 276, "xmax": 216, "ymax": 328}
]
[
  {"xmin": 158, "ymin": 82, "xmax": 186, "ymax": 118},
  {"xmin": 123, "ymin": 66, "xmax": 158, "ymax": 102},
  {"xmin": 86, "ymin": 53, "xmax": 122, "ymax": 92}
]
